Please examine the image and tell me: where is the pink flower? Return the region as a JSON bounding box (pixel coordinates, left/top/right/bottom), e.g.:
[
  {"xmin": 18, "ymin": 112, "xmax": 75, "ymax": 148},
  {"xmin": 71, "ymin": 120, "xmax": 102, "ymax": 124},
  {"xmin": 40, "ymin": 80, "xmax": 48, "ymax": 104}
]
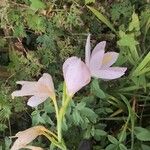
[
  {"xmin": 11, "ymin": 73, "xmax": 55, "ymax": 107},
  {"xmin": 63, "ymin": 57, "xmax": 91, "ymax": 96},
  {"xmin": 10, "ymin": 126, "xmax": 45, "ymax": 150},
  {"xmin": 23, "ymin": 146, "xmax": 43, "ymax": 150},
  {"xmin": 85, "ymin": 34, "xmax": 127, "ymax": 80}
]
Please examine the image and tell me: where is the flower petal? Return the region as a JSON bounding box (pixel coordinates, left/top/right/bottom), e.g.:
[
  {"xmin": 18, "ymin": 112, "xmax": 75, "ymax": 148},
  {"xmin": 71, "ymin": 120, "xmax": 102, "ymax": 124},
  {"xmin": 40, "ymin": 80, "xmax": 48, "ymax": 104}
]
[
  {"xmin": 16, "ymin": 81, "xmax": 37, "ymax": 85},
  {"xmin": 63, "ymin": 56, "xmax": 78, "ymax": 76},
  {"xmin": 11, "ymin": 82, "xmax": 37, "ymax": 99},
  {"xmin": 11, "ymin": 126, "xmax": 45, "ymax": 150},
  {"xmin": 101, "ymin": 52, "xmax": 119, "ymax": 68},
  {"xmin": 27, "ymin": 96, "xmax": 48, "ymax": 107},
  {"xmin": 85, "ymin": 34, "xmax": 91, "ymax": 67},
  {"xmin": 37, "ymin": 73, "xmax": 55, "ymax": 98},
  {"xmin": 63, "ymin": 57, "xmax": 91, "ymax": 96},
  {"xmin": 90, "ymin": 41, "xmax": 106, "ymax": 71},
  {"xmin": 91, "ymin": 67, "xmax": 127, "ymax": 80},
  {"xmin": 24, "ymin": 146, "xmax": 44, "ymax": 150}
]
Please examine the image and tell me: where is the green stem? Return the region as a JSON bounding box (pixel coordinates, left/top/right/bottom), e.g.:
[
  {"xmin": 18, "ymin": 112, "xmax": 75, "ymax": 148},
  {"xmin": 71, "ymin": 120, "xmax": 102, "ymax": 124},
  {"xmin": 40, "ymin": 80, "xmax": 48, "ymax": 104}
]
[
  {"xmin": 47, "ymin": 92, "xmax": 69, "ymax": 150},
  {"xmin": 52, "ymin": 97, "xmax": 59, "ymax": 125},
  {"xmin": 43, "ymin": 128, "xmax": 58, "ymax": 140},
  {"xmin": 58, "ymin": 96, "xmax": 71, "ymax": 142},
  {"xmin": 42, "ymin": 132, "xmax": 66, "ymax": 150},
  {"xmin": 119, "ymin": 115, "xmax": 130, "ymax": 142},
  {"xmin": 51, "ymin": 96, "xmax": 59, "ymax": 137},
  {"xmin": 62, "ymin": 82, "xmax": 67, "ymax": 105}
]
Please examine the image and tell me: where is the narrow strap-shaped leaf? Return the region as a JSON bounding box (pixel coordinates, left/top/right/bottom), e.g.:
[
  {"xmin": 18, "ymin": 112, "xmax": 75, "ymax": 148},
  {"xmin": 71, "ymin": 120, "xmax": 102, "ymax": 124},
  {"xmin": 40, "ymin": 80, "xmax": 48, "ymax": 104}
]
[
  {"xmin": 132, "ymin": 52, "xmax": 150, "ymax": 76},
  {"xmin": 87, "ymin": 6, "xmax": 117, "ymax": 34}
]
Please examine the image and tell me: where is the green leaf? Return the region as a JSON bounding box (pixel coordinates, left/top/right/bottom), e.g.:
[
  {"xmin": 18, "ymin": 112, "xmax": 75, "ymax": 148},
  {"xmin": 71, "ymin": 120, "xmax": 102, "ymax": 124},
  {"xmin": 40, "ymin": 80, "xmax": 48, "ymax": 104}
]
[
  {"xmin": 13, "ymin": 24, "xmax": 26, "ymax": 37},
  {"xmin": 41, "ymin": 112, "xmax": 54, "ymax": 126},
  {"xmin": 117, "ymin": 131, "xmax": 126, "ymax": 142},
  {"xmin": 44, "ymin": 100, "xmax": 55, "ymax": 113},
  {"xmin": 87, "ymin": 6, "xmax": 117, "ymax": 34},
  {"xmin": 108, "ymin": 135, "xmax": 118, "ymax": 144},
  {"xmin": 91, "ymin": 125, "xmax": 95, "ymax": 136},
  {"xmin": 0, "ymin": 124, "xmax": 7, "ymax": 131},
  {"xmin": 31, "ymin": 110, "xmax": 46, "ymax": 125},
  {"xmin": 140, "ymin": 9, "xmax": 150, "ymax": 42},
  {"xmin": 26, "ymin": 14, "xmax": 46, "ymax": 32},
  {"xmin": 120, "ymin": 94, "xmax": 135, "ymax": 148},
  {"xmin": 117, "ymin": 31, "xmax": 139, "ymax": 63},
  {"xmin": 84, "ymin": 126, "xmax": 92, "ymax": 139},
  {"xmin": 132, "ymin": 52, "xmax": 150, "ymax": 76},
  {"xmin": 141, "ymin": 144, "xmax": 150, "ymax": 150},
  {"xmin": 119, "ymin": 144, "xmax": 127, "ymax": 150},
  {"xmin": 85, "ymin": 0, "xmax": 95, "ymax": 4},
  {"xmin": 107, "ymin": 94, "xmax": 126, "ymax": 110},
  {"xmin": 105, "ymin": 144, "xmax": 117, "ymax": 150},
  {"xmin": 119, "ymin": 82, "xmax": 150, "ymax": 92},
  {"xmin": 91, "ymin": 79, "xmax": 106, "ymax": 99},
  {"xmin": 62, "ymin": 117, "xmax": 68, "ymax": 131},
  {"xmin": 134, "ymin": 127, "xmax": 150, "ymax": 141},
  {"xmin": 30, "ymin": 0, "xmax": 46, "ymax": 10},
  {"xmin": 80, "ymin": 107, "xmax": 98, "ymax": 123},
  {"xmin": 128, "ymin": 12, "xmax": 140, "ymax": 32},
  {"xmin": 72, "ymin": 109, "xmax": 83, "ymax": 125},
  {"xmin": 76, "ymin": 101, "xmax": 86, "ymax": 110},
  {"xmin": 4, "ymin": 137, "xmax": 12, "ymax": 150},
  {"xmin": 118, "ymin": 31, "xmax": 139, "ymax": 48},
  {"xmin": 94, "ymin": 129, "xmax": 107, "ymax": 141},
  {"xmin": 95, "ymin": 129, "xmax": 107, "ymax": 137},
  {"xmin": 131, "ymin": 75, "xmax": 147, "ymax": 91},
  {"xmin": 110, "ymin": 0, "xmax": 133, "ymax": 21}
]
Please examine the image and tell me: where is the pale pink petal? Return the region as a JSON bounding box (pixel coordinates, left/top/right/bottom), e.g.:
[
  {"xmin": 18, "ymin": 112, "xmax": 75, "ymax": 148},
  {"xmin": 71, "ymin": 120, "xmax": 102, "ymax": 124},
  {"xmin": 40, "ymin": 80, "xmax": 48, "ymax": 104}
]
[
  {"xmin": 11, "ymin": 82, "xmax": 38, "ymax": 98},
  {"xmin": 37, "ymin": 73, "xmax": 55, "ymax": 98},
  {"xmin": 27, "ymin": 96, "xmax": 48, "ymax": 107},
  {"xmin": 24, "ymin": 145, "xmax": 44, "ymax": 150},
  {"xmin": 63, "ymin": 57, "xmax": 91, "ymax": 96},
  {"xmin": 85, "ymin": 34, "xmax": 91, "ymax": 67},
  {"xmin": 16, "ymin": 81, "xmax": 37, "ymax": 85},
  {"xmin": 38, "ymin": 73, "xmax": 55, "ymax": 92},
  {"xmin": 91, "ymin": 67, "xmax": 127, "ymax": 80},
  {"xmin": 63, "ymin": 56, "xmax": 78, "ymax": 76},
  {"xmin": 89, "ymin": 41, "xmax": 106, "ymax": 71},
  {"xmin": 101, "ymin": 52, "xmax": 119, "ymax": 68},
  {"xmin": 12, "ymin": 74, "xmax": 55, "ymax": 107},
  {"xmin": 91, "ymin": 41, "xmax": 106, "ymax": 56},
  {"xmin": 11, "ymin": 126, "xmax": 44, "ymax": 150}
]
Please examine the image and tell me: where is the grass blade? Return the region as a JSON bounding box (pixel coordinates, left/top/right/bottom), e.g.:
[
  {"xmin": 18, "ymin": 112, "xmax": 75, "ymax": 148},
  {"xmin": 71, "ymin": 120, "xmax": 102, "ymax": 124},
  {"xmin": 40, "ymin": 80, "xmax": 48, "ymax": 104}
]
[
  {"xmin": 132, "ymin": 52, "xmax": 150, "ymax": 76},
  {"xmin": 87, "ymin": 6, "xmax": 117, "ymax": 34}
]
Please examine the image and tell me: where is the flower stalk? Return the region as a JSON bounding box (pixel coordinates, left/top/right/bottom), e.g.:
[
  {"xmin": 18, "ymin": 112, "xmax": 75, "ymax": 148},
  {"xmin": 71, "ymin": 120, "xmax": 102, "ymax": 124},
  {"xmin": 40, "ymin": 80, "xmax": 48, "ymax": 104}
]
[{"xmin": 57, "ymin": 95, "xmax": 71, "ymax": 143}]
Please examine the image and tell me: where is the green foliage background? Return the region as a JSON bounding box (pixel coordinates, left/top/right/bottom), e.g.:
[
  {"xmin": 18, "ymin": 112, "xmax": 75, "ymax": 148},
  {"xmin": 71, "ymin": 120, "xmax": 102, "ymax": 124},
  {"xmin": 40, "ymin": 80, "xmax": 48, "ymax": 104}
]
[{"xmin": 0, "ymin": 0, "xmax": 150, "ymax": 149}]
